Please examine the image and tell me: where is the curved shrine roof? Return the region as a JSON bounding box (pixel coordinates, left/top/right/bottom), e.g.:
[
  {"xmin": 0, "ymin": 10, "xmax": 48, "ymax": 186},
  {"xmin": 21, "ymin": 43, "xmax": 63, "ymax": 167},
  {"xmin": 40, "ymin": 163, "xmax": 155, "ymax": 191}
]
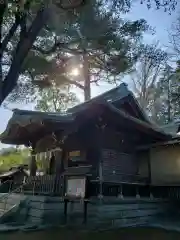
[{"xmin": 0, "ymin": 83, "xmax": 173, "ymax": 145}]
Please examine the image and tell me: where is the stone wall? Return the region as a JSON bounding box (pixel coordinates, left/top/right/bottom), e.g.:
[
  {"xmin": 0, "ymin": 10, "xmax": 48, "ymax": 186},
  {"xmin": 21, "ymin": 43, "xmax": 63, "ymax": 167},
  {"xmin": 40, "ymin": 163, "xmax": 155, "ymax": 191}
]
[{"xmin": 7, "ymin": 195, "xmax": 169, "ymax": 229}]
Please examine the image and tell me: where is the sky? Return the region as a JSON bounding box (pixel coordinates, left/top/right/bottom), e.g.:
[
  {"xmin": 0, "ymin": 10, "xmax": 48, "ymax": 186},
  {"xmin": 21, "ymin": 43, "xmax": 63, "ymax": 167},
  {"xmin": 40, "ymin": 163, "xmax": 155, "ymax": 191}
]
[{"xmin": 0, "ymin": 1, "xmax": 179, "ymax": 149}]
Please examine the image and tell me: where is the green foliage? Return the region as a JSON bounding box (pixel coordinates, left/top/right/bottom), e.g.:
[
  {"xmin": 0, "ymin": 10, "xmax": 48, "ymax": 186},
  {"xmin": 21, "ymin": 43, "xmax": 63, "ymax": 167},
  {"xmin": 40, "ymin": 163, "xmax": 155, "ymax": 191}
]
[
  {"xmin": 35, "ymin": 84, "xmax": 79, "ymax": 112},
  {"xmin": 0, "ymin": 0, "xmax": 177, "ymax": 105},
  {"xmin": 110, "ymin": 0, "xmax": 177, "ymax": 13},
  {"xmin": 5, "ymin": 0, "xmax": 151, "ymax": 104},
  {"xmin": 0, "ymin": 147, "xmax": 30, "ymax": 172},
  {"xmin": 0, "ymin": 0, "xmax": 86, "ymax": 105},
  {"xmin": 129, "ymin": 41, "xmax": 180, "ymax": 125}
]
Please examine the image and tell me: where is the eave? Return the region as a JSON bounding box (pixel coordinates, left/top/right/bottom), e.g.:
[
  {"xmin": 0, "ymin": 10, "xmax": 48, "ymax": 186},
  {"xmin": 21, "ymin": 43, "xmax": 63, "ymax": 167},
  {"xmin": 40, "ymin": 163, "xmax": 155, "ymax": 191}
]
[
  {"xmin": 135, "ymin": 137, "xmax": 180, "ymax": 151},
  {"xmin": 0, "ymin": 84, "xmax": 172, "ymax": 146},
  {"xmin": 100, "ymin": 102, "xmax": 172, "ymax": 141},
  {"xmin": 0, "ymin": 109, "xmax": 75, "ymax": 145}
]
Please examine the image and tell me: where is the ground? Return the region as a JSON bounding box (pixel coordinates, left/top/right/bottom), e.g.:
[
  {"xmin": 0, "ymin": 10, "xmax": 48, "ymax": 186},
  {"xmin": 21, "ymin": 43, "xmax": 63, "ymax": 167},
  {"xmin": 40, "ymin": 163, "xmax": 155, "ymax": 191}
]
[{"xmin": 1, "ymin": 227, "xmax": 180, "ymax": 240}]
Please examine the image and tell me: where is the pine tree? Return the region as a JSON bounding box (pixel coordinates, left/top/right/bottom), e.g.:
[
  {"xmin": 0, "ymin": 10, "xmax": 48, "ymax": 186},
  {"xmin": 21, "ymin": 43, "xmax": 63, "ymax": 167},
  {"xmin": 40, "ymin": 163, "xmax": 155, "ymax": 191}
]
[
  {"xmin": 0, "ymin": 0, "xmax": 177, "ymax": 105},
  {"xmin": 35, "ymin": 83, "xmax": 79, "ymax": 112}
]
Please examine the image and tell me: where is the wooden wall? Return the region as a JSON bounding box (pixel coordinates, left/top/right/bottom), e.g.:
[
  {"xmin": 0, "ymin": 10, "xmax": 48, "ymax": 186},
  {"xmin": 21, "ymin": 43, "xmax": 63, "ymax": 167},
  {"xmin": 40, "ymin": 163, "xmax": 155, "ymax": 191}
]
[
  {"xmin": 99, "ymin": 125, "xmax": 139, "ymax": 183},
  {"xmin": 63, "ymin": 123, "xmax": 102, "ymax": 179},
  {"xmin": 150, "ymin": 144, "xmax": 180, "ymax": 185},
  {"xmin": 101, "ymin": 149, "xmax": 138, "ymax": 182},
  {"xmin": 137, "ymin": 150, "xmax": 150, "ymax": 179},
  {"xmin": 34, "ymin": 121, "xmax": 146, "ymax": 184}
]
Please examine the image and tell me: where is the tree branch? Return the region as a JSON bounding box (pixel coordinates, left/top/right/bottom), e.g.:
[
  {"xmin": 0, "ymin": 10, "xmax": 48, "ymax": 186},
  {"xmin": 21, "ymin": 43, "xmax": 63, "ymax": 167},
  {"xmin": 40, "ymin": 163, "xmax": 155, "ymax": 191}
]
[
  {"xmin": 0, "ymin": 0, "xmax": 7, "ymax": 101},
  {"xmin": 1, "ymin": 14, "xmax": 22, "ymax": 54},
  {"xmin": 65, "ymin": 78, "xmax": 84, "ymax": 90},
  {"xmin": 33, "ymin": 41, "xmax": 83, "ymax": 55},
  {"xmin": 26, "ymin": 70, "xmax": 35, "ymax": 82},
  {"xmin": 1, "ymin": 5, "xmax": 52, "ymax": 104},
  {"xmin": 56, "ymin": 0, "xmax": 86, "ymax": 10},
  {"xmin": 32, "ymin": 41, "xmax": 65, "ymax": 54},
  {"xmin": 16, "ymin": 0, "xmax": 32, "ymax": 54}
]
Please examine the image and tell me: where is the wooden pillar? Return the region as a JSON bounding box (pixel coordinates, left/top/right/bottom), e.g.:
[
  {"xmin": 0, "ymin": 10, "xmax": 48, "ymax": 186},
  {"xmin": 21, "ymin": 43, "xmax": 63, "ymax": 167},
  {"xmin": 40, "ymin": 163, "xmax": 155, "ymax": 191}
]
[
  {"xmin": 118, "ymin": 184, "xmax": 124, "ymax": 199},
  {"xmin": 147, "ymin": 150, "xmax": 152, "ymax": 184},
  {"xmin": 98, "ymin": 150, "xmax": 104, "ymax": 200},
  {"xmin": 54, "ymin": 148, "xmax": 63, "ymax": 175},
  {"xmin": 62, "ymin": 150, "xmax": 68, "ymax": 170},
  {"xmin": 53, "ymin": 148, "xmax": 63, "ymax": 195},
  {"xmin": 95, "ymin": 119, "xmax": 105, "ymax": 200},
  {"xmin": 29, "ymin": 148, "xmax": 37, "ymax": 176},
  {"xmin": 45, "ymin": 151, "xmax": 50, "ymax": 174}
]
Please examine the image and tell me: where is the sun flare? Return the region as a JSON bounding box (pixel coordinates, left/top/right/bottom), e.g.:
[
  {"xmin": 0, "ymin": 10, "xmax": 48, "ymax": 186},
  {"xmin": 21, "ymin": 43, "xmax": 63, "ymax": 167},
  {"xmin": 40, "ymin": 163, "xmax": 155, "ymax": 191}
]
[{"xmin": 70, "ymin": 68, "xmax": 80, "ymax": 77}]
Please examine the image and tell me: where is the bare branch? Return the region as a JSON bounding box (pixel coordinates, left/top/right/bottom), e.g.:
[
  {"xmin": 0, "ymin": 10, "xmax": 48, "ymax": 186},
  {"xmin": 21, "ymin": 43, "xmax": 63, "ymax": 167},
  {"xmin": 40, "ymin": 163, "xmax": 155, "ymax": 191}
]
[
  {"xmin": 62, "ymin": 78, "xmax": 84, "ymax": 90},
  {"xmin": 169, "ymin": 17, "xmax": 180, "ymax": 57},
  {"xmin": 130, "ymin": 42, "xmax": 167, "ymax": 108}
]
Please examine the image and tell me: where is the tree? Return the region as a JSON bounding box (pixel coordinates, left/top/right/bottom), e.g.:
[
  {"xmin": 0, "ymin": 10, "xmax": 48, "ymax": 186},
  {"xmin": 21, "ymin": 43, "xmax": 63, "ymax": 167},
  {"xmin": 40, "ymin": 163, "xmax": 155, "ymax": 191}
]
[
  {"xmin": 148, "ymin": 65, "xmax": 174, "ymax": 124},
  {"xmin": 0, "ymin": 147, "xmax": 29, "ymax": 171},
  {"xmin": 4, "ymin": 0, "xmax": 151, "ymax": 105},
  {"xmin": 130, "ymin": 42, "xmax": 168, "ymax": 109},
  {"xmin": 107, "ymin": 0, "xmax": 177, "ymax": 13},
  {"xmin": 146, "ymin": 64, "xmax": 180, "ymax": 125},
  {"xmin": 0, "ymin": 0, "xmax": 85, "ymax": 105},
  {"xmin": 0, "ymin": 0, "xmax": 177, "ymax": 106},
  {"xmin": 170, "ymin": 16, "xmax": 180, "ymax": 57},
  {"xmin": 35, "ymin": 83, "xmax": 79, "ymax": 112}
]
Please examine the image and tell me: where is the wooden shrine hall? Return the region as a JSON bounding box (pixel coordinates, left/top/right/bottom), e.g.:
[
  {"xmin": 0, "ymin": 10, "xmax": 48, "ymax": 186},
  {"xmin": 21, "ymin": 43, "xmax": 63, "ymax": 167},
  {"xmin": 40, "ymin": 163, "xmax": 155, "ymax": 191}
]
[{"xmin": 0, "ymin": 83, "xmax": 175, "ymax": 199}]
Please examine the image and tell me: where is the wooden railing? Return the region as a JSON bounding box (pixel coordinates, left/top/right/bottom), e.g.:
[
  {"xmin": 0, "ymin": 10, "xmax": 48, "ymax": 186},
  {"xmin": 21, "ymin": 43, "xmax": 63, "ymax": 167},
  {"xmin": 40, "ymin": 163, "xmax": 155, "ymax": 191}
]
[
  {"xmin": 2, "ymin": 175, "xmax": 180, "ymax": 201},
  {"xmin": 102, "ymin": 172, "xmax": 149, "ymax": 185},
  {"xmin": 22, "ymin": 172, "xmax": 149, "ymax": 196},
  {"xmin": 24, "ymin": 175, "xmax": 64, "ymax": 196},
  {"xmin": 0, "ymin": 180, "xmax": 21, "ymax": 193}
]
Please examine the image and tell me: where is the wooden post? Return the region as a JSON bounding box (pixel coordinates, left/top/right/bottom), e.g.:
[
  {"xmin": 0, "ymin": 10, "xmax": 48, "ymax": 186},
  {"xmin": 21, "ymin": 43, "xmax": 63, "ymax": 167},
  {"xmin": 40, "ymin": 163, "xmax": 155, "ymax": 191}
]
[
  {"xmin": 54, "ymin": 148, "xmax": 63, "ymax": 175},
  {"xmin": 96, "ymin": 121, "xmax": 104, "ymax": 201},
  {"xmin": 83, "ymin": 200, "xmax": 88, "ymax": 224},
  {"xmin": 64, "ymin": 199, "xmax": 68, "ymax": 224},
  {"xmin": 44, "ymin": 151, "xmax": 50, "ymax": 174},
  {"xmin": 147, "ymin": 150, "xmax": 152, "ymax": 184},
  {"xmin": 29, "ymin": 148, "xmax": 37, "ymax": 176},
  {"xmin": 98, "ymin": 159, "xmax": 103, "ymax": 200},
  {"xmin": 136, "ymin": 185, "xmax": 140, "ymax": 199},
  {"xmin": 52, "ymin": 148, "xmax": 62, "ymax": 195},
  {"xmin": 118, "ymin": 184, "xmax": 124, "ymax": 199}
]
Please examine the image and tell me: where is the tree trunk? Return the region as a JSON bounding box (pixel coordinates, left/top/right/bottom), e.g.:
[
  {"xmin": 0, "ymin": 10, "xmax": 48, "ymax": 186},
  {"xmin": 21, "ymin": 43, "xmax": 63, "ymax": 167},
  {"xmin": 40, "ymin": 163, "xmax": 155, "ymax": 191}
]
[
  {"xmin": 0, "ymin": 6, "xmax": 52, "ymax": 105},
  {"xmin": 167, "ymin": 78, "xmax": 171, "ymax": 123},
  {"xmin": 0, "ymin": 1, "xmax": 7, "ymax": 102},
  {"xmin": 83, "ymin": 54, "xmax": 91, "ymax": 101}
]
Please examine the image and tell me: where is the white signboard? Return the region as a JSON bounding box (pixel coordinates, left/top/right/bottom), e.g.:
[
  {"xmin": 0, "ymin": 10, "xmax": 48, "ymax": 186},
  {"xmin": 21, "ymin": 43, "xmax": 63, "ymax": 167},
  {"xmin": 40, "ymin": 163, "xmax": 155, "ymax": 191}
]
[{"xmin": 66, "ymin": 177, "xmax": 86, "ymax": 198}]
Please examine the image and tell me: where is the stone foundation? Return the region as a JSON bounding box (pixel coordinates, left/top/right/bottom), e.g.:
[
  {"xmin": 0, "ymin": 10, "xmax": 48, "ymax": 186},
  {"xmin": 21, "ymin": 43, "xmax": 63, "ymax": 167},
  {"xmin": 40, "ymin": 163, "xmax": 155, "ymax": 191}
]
[{"xmin": 1, "ymin": 195, "xmax": 170, "ymax": 229}]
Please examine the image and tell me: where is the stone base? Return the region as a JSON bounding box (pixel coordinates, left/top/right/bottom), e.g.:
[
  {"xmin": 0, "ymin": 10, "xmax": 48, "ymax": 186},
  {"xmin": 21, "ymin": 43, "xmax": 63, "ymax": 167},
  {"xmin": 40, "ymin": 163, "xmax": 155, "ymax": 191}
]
[{"xmin": 0, "ymin": 195, "xmax": 171, "ymax": 229}]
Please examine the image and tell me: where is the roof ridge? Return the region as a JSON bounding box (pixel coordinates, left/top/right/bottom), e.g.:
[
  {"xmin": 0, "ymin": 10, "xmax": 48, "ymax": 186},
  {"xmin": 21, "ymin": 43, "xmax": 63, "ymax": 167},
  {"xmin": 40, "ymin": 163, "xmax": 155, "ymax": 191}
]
[{"xmin": 67, "ymin": 82, "xmax": 129, "ymax": 113}]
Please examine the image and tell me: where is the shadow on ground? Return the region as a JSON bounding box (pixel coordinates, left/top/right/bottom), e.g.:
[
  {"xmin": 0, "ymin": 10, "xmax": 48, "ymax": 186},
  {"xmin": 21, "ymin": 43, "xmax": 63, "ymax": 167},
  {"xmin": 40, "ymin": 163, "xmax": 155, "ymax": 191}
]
[{"xmin": 1, "ymin": 227, "xmax": 180, "ymax": 240}]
